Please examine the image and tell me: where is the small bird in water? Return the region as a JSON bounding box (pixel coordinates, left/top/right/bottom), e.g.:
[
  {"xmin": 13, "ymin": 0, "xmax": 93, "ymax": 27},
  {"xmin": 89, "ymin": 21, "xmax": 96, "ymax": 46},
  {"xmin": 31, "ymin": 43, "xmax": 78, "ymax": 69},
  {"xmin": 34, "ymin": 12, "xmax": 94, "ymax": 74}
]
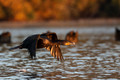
[
  {"xmin": 65, "ymin": 31, "xmax": 78, "ymax": 43},
  {"xmin": 0, "ymin": 32, "xmax": 11, "ymax": 44},
  {"xmin": 115, "ymin": 28, "xmax": 120, "ymax": 41},
  {"xmin": 9, "ymin": 32, "xmax": 75, "ymax": 61}
]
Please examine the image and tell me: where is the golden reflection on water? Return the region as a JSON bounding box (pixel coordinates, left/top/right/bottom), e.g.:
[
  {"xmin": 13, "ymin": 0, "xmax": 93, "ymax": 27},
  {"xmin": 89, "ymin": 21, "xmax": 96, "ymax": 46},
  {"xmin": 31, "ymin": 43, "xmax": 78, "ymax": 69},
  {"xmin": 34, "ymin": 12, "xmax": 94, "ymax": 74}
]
[{"xmin": 0, "ymin": 28, "xmax": 120, "ymax": 80}]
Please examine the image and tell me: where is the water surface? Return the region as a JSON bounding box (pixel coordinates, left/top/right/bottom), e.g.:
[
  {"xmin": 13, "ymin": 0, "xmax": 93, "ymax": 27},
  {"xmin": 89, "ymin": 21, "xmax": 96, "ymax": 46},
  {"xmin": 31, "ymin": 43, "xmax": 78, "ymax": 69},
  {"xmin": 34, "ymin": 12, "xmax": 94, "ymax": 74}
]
[{"xmin": 0, "ymin": 27, "xmax": 120, "ymax": 80}]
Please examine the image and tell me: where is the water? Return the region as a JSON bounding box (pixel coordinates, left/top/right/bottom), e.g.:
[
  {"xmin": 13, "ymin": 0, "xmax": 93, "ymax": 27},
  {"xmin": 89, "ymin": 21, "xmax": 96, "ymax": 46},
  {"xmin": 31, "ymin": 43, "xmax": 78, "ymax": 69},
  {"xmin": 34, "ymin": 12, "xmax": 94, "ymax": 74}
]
[{"xmin": 0, "ymin": 27, "xmax": 120, "ymax": 80}]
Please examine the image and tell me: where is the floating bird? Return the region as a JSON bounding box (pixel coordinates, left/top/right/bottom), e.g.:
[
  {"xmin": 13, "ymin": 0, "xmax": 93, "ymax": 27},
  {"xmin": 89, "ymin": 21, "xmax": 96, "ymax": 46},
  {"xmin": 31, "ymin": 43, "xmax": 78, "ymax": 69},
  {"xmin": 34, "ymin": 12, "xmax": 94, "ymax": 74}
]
[
  {"xmin": 65, "ymin": 31, "xmax": 78, "ymax": 43},
  {"xmin": 9, "ymin": 32, "xmax": 75, "ymax": 60},
  {"xmin": 115, "ymin": 28, "xmax": 120, "ymax": 41},
  {"xmin": 0, "ymin": 32, "xmax": 11, "ymax": 44}
]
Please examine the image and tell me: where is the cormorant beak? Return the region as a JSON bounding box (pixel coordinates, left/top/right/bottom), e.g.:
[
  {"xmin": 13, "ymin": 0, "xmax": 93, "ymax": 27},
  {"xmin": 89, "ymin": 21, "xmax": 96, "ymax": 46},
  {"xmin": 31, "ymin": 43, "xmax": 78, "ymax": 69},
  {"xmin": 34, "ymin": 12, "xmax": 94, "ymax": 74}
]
[{"xmin": 65, "ymin": 42, "xmax": 75, "ymax": 45}]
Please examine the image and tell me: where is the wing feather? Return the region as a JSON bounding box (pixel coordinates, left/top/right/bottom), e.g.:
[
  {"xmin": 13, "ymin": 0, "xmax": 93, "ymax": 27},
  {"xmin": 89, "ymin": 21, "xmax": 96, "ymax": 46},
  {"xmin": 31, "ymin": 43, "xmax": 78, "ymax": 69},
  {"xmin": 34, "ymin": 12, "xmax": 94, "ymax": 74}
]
[
  {"xmin": 41, "ymin": 32, "xmax": 58, "ymax": 41},
  {"xmin": 50, "ymin": 45, "xmax": 64, "ymax": 61}
]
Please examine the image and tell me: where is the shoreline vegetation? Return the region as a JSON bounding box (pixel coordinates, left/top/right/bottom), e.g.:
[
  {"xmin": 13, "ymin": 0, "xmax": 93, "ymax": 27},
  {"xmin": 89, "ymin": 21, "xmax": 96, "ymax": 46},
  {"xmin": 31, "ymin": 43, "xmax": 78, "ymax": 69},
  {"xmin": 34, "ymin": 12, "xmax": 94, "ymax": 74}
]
[
  {"xmin": 0, "ymin": 0, "xmax": 120, "ymax": 28},
  {"xmin": 0, "ymin": 19, "xmax": 119, "ymax": 28}
]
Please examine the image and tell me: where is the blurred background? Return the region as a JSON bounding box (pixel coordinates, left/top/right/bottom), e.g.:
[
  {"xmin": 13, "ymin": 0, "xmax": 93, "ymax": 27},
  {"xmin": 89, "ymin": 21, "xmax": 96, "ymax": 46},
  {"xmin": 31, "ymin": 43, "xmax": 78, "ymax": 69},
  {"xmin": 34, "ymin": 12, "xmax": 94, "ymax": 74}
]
[
  {"xmin": 0, "ymin": 0, "xmax": 120, "ymax": 80},
  {"xmin": 0, "ymin": 0, "xmax": 120, "ymax": 27}
]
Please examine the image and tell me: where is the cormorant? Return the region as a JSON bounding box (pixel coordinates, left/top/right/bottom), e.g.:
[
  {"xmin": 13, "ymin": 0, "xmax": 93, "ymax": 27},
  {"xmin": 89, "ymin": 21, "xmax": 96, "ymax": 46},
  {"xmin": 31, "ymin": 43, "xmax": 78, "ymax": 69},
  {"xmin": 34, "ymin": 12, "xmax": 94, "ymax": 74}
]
[
  {"xmin": 0, "ymin": 32, "xmax": 11, "ymax": 44},
  {"xmin": 65, "ymin": 31, "xmax": 78, "ymax": 43},
  {"xmin": 9, "ymin": 32, "xmax": 75, "ymax": 61},
  {"xmin": 115, "ymin": 28, "xmax": 120, "ymax": 41}
]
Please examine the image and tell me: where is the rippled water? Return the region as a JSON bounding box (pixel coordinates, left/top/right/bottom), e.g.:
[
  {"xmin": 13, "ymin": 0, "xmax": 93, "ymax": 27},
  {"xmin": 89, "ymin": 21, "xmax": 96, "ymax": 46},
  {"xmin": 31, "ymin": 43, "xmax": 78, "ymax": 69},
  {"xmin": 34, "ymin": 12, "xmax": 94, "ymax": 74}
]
[{"xmin": 0, "ymin": 27, "xmax": 120, "ymax": 80}]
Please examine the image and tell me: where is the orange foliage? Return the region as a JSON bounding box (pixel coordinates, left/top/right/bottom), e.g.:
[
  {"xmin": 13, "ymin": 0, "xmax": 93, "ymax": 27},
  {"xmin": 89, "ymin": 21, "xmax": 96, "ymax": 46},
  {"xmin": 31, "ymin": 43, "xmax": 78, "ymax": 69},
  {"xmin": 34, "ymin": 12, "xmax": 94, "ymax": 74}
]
[
  {"xmin": 14, "ymin": 12, "xmax": 27, "ymax": 21},
  {"xmin": 0, "ymin": 0, "xmax": 119, "ymax": 21},
  {"xmin": 0, "ymin": 6, "xmax": 5, "ymax": 19}
]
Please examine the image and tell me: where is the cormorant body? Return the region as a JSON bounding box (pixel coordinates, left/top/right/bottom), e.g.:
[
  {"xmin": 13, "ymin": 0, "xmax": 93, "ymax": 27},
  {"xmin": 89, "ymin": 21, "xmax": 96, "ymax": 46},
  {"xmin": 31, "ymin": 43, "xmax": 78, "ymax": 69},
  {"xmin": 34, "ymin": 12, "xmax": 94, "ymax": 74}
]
[
  {"xmin": 9, "ymin": 32, "xmax": 74, "ymax": 60},
  {"xmin": 115, "ymin": 28, "xmax": 120, "ymax": 41},
  {"xmin": 0, "ymin": 32, "xmax": 11, "ymax": 44}
]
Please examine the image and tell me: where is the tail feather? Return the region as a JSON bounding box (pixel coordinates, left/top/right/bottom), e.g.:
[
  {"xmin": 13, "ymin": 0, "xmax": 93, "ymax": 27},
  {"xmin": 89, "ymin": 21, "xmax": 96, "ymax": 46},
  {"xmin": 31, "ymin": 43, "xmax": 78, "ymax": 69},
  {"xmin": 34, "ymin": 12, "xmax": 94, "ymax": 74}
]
[{"xmin": 9, "ymin": 45, "xmax": 21, "ymax": 50}]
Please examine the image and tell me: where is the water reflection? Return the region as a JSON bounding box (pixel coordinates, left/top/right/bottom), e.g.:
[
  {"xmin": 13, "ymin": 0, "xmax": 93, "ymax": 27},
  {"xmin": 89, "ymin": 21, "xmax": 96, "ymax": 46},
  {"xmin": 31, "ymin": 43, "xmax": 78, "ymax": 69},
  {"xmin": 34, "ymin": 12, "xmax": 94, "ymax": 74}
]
[{"xmin": 0, "ymin": 27, "xmax": 120, "ymax": 79}]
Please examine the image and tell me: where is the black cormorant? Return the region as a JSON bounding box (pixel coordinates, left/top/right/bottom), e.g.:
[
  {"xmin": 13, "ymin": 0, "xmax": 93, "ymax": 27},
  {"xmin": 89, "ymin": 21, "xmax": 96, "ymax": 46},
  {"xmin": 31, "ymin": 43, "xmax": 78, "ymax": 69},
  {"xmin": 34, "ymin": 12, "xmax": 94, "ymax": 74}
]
[
  {"xmin": 115, "ymin": 28, "xmax": 120, "ymax": 41},
  {"xmin": 0, "ymin": 32, "xmax": 11, "ymax": 44},
  {"xmin": 9, "ymin": 32, "xmax": 75, "ymax": 60},
  {"xmin": 65, "ymin": 31, "xmax": 78, "ymax": 43}
]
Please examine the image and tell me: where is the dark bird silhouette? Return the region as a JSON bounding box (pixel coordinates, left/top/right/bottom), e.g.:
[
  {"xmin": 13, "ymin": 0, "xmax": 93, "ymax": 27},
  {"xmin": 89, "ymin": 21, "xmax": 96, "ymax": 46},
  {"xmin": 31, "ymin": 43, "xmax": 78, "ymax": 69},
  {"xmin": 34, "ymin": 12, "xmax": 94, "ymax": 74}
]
[
  {"xmin": 115, "ymin": 28, "xmax": 120, "ymax": 41},
  {"xmin": 9, "ymin": 32, "xmax": 75, "ymax": 60},
  {"xmin": 65, "ymin": 31, "xmax": 78, "ymax": 43},
  {"xmin": 0, "ymin": 32, "xmax": 11, "ymax": 44}
]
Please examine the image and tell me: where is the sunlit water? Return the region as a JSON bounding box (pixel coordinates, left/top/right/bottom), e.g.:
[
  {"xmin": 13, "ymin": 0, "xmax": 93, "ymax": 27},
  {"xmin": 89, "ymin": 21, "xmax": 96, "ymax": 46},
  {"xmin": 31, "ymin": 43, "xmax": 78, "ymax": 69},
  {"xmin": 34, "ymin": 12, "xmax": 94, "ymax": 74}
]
[{"xmin": 0, "ymin": 27, "xmax": 120, "ymax": 80}]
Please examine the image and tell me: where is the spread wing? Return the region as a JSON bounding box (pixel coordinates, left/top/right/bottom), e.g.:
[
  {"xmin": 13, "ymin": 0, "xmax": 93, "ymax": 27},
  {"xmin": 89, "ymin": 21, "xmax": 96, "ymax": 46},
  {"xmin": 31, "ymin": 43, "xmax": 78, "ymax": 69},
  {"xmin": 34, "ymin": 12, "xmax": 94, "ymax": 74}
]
[
  {"xmin": 21, "ymin": 34, "xmax": 41, "ymax": 59},
  {"xmin": 41, "ymin": 32, "xmax": 58, "ymax": 42},
  {"xmin": 41, "ymin": 32, "xmax": 64, "ymax": 61},
  {"xmin": 50, "ymin": 45, "xmax": 64, "ymax": 61},
  {"xmin": 21, "ymin": 33, "xmax": 63, "ymax": 61}
]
